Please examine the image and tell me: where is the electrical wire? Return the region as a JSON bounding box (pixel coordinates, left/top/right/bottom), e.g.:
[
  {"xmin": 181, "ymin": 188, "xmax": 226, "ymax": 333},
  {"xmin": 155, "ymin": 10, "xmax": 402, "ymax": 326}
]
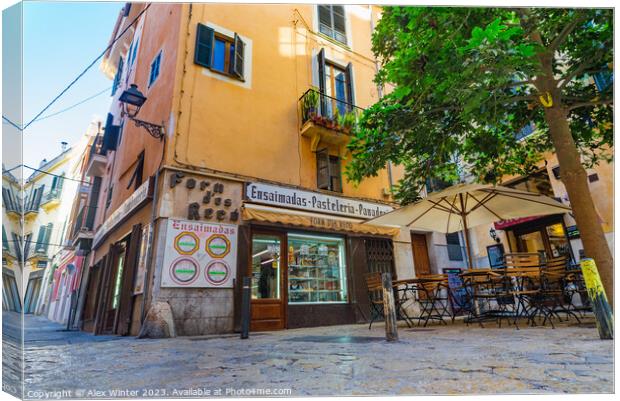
[
  {"xmin": 32, "ymin": 87, "xmax": 112, "ymax": 123},
  {"xmin": 22, "ymin": 3, "xmax": 151, "ymax": 130},
  {"xmin": 23, "ymin": 165, "xmax": 92, "ymax": 185},
  {"xmin": 2, "ymin": 116, "xmax": 22, "ymax": 131}
]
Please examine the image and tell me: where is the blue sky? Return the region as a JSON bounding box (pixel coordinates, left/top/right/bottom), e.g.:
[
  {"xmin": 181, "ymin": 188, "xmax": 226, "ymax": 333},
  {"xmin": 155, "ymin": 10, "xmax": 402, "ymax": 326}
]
[{"xmin": 21, "ymin": 1, "xmax": 122, "ymax": 167}]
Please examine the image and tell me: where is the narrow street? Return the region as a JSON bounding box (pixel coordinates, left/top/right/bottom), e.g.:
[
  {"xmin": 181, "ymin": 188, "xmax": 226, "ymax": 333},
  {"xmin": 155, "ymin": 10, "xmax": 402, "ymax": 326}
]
[{"xmin": 4, "ymin": 312, "xmax": 613, "ymax": 398}]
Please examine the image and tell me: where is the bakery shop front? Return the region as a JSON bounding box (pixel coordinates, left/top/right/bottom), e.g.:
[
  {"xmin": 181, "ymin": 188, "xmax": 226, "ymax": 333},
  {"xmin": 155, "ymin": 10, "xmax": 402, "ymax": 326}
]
[{"xmin": 239, "ymin": 182, "xmax": 399, "ymax": 331}]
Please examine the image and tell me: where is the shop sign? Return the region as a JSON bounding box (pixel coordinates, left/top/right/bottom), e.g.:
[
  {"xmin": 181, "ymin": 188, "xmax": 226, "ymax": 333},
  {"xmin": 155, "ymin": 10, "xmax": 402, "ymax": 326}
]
[
  {"xmin": 93, "ymin": 179, "xmax": 152, "ymax": 248},
  {"xmin": 245, "ymin": 182, "xmax": 394, "ymax": 219},
  {"xmin": 162, "ymin": 171, "xmax": 241, "ymax": 224},
  {"xmin": 161, "ymin": 219, "xmax": 237, "ymax": 288},
  {"xmin": 36, "ymin": 260, "xmax": 48, "ymax": 269},
  {"xmin": 566, "ymin": 225, "xmax": 580, "ymax": 239},
  {"xmin": 133, "ymin": 223, "xmax": 152, "ymax": 295},
  {"xmin": 493, "ymin": 215, "xmax": 543, "ymax": 230}
]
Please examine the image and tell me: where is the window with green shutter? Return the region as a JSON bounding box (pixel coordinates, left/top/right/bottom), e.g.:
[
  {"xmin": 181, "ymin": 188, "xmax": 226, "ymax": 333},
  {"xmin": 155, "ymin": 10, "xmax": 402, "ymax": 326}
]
[
  {"xmin": 2, "ymin": 226, "xmax": 9, "ymax": 252},
  {"xmin": 195, "ymin": 23, "xmax": 214, "ymax": 68},
  {"xmin": 35, "ymin": 226, "xmax": 47, "ymax": 253},
  {"xmin": 194, "ymin": 23, "xmax": 246, "ymax": 81}
]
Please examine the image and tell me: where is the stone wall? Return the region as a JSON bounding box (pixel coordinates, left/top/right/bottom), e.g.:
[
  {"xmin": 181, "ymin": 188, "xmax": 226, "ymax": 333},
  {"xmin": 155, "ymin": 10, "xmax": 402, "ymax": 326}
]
[{"xmin": 156, "ymin": 288, "xmax": 234, "ymax": 336}]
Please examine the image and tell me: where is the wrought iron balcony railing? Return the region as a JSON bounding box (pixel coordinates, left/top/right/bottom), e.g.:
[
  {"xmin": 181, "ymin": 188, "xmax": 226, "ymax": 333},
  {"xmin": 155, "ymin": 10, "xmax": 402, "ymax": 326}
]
[
  {"xmin": 298, "ymin": 88, "xmax": 363, "ymax": 135},
  {"xmin": 71, "ymin": 205, "xmax": 97, "ymax": 240}
]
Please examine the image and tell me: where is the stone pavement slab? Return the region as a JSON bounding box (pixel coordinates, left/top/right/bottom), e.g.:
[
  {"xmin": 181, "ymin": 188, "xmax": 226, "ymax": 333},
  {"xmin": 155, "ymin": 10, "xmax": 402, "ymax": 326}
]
[{"xmin": 2, "ymin": 312, "xmax": 614, "ymax": 398}]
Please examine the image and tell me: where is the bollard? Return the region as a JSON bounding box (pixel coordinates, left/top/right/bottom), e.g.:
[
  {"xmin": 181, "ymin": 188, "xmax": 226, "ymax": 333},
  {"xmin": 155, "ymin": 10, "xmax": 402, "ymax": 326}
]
[
  {"xmin": 580, "ymin": 258, "xmax": 613, "ymax": 340},
  {"xmin": 240, "ymin": 276, "xmax": 251, "ymax": 339},
  {"xmin": 381, "ymin": 272, "xmax": 398, "ymax": 342}
]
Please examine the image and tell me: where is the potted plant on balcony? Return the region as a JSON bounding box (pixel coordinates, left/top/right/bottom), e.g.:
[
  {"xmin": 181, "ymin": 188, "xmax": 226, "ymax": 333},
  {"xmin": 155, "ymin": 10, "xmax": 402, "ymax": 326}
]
[
  {"xmin": 302, "ymin": 89, "xmax": 320, "ymax": 122},
  {"xmin": 339, "ymin": 111, "xmax": 356, "ymax": 134}
]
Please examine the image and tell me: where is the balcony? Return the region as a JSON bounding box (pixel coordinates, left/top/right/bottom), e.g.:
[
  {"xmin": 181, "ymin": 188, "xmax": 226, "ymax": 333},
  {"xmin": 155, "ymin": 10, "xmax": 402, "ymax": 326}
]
[
  {"xmin": 71, "ymin": 205, "xmax": 97, "ymax": 250},
  {"xmin": 298, "ymin": 89, "xmax": 363, "ymax": 152},
  {"xmin": 85, "ymin": 135, "xmax": 107, "ymax": 178},
  {"xmin": 40, "ymin": 188, "xmax": 62, "ymax": 211}
]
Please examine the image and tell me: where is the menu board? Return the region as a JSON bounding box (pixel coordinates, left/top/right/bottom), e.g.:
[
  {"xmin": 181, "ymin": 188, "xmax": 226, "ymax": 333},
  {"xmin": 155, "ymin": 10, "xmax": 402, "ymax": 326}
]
[
  {"xmin": 161, "ymin": 219, "xmax": 237, "ymax": 288},
  {"xmin": 443, "ymin": 268, "xmax": 468, "ymax": 316}
]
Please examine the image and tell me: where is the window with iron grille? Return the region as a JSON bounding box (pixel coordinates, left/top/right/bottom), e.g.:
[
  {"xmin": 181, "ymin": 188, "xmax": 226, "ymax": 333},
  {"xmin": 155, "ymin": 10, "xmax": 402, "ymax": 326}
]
[
  {"xmin": 316, "ymin": 149, "xmax": 342, "ymax": 192},
  {"xmin": 446, "ymin": 232, "xmax": 463, "ymax": 261},
  {"xmin": 318, "ymin": 5, "xmax": 347, "ymax": 44}
]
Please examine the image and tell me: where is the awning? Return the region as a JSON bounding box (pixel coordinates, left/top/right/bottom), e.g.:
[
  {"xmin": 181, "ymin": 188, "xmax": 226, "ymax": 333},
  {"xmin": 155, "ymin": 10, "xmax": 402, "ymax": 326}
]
[{"xmin": 242, "ymin": 203, "xmax": 400, "ymax": 236}]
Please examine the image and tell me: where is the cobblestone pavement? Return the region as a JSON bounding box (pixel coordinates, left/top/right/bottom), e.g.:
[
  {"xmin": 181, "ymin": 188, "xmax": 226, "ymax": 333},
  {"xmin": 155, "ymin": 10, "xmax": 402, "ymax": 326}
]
[{"xmin": 4, "ymin": 312, "xmax": 614, "ymax": 398}]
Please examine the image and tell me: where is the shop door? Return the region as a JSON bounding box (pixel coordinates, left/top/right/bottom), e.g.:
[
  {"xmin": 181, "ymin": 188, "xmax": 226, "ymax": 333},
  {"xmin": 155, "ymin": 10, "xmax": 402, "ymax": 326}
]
[
  {"xmin": 248, "ymin": 231, "xmax": 286, "ymax": 331},
  {"xmin": 82, "ymin": 264, "xmax": 102, "ymax": 332},
  {"xmin": 23, "ymin": 277, "xmax": 42, "ymax": 314},
  {"xmin": 515, "ymin": 223, "xmax": 573, "ymax": 261},
  {"xmin": 516, "ymin": 230, "xmax": 546, "ymax": 255},
  {"xmin": 411, "ymin": 233, "xmax": 432, "ymax": 276},
  {"xmin": 102, "ymin": 243, "xmax": 127, "ymax": 334}
]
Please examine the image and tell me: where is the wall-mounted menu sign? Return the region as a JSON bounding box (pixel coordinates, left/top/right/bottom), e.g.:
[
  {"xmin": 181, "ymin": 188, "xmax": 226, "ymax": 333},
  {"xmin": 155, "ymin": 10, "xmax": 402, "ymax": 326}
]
[
  {"xmin": 161, "ymin": 219, "xmax": 237, "ymax": 288},
  {"xmin": 245, "ymin": 182, "xmax": 394, "ymax": 219}
]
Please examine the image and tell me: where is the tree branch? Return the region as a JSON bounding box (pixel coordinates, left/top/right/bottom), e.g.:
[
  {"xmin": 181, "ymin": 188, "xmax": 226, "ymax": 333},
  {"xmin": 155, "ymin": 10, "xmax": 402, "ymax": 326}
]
[
  {"xmin": 567, "ymin": 98, "xmax": 613, "ymax": 111},
  {"xmin": 549, "ymin": 11, "xmax": 589, "ymax": 51},
  {"xmin": 558, "ymin": 48, "xmax": 606, "ymax": 89}
]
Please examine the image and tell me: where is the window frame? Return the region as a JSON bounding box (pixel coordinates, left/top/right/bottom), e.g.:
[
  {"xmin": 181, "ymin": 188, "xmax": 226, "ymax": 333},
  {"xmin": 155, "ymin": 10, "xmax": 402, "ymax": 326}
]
[
  {"xmin": 316, "ymin": 148, "xmax": 343, "ymax": 193},
  {"xmin": 211, "ymin": 32, "xmax": 235, "ymax": 76},
  {"xmin": 446, "ymin": 232, "xmax": 464, "ymax": 261},
  {"xmin": 194, "ymin": 23, "xmax": 247, "ymax": 82},
  {"xmin": 148, "ymin": 50, "xmax": 163, "ymax": 89},
  {"xmin": 317, "ymin": 5, "xmax": 348, "ymax": 45}
]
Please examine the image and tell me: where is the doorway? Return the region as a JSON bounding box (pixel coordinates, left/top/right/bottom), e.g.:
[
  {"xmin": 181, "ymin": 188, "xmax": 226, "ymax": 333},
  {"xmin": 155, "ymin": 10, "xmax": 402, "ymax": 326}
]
[
  {"xmin": 513, "ymin": 218, "xmax": 573, "ymax": 261},
  {"xmin": 411, "ymin": 233, "xmax": 432, "ymax": 276},
  {"xmin": 101, "ymin": 242, "xmax": 127, "ymax": 334},
  {"xmin": 248, "ymin": 231, "xmax": 286, "ymax": 331}
]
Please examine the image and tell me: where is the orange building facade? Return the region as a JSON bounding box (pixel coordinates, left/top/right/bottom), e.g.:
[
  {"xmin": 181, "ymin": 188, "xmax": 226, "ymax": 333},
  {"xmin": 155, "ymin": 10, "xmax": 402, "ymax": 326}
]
[{"xmin": 77, "ymin": 3, "xmax": 414, "ymax": 336}]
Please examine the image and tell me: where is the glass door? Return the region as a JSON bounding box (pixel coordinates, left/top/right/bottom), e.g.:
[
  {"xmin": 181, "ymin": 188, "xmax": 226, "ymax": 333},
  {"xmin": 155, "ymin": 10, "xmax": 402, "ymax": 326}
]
[
  {"xmin": 516, "ymin": 230, "xmax": 546, "ymax": 255},
  {"xmin": 249, "ymin": 231, "xmax": 286, "ymax": 331}
]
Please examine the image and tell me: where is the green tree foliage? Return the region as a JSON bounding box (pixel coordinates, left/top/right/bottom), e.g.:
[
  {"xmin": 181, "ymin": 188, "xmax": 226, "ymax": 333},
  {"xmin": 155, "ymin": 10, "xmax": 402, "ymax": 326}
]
[{"xmin": 346, "ymin": 7, "xmax": 613, "ymax": 204}]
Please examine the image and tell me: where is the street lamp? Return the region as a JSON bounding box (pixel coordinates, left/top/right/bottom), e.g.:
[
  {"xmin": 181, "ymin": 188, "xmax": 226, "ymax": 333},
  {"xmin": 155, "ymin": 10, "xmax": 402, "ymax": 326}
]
[
  {"xmin": 119, "ymin": 84, "xmax": 165, "ymax": 140},
  {"xmin": 489, "ymin": 227, "xmax": 500, "ymax": 243}
]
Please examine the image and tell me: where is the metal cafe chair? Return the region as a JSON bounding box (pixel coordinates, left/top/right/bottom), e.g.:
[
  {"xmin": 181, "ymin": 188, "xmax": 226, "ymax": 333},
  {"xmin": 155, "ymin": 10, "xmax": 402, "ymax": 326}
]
[
  {"xmin": 364, "ymin": 272, "xmax": 385, "ymax": 330},
  {"xmin": 460, "ymin": 269, "xmax": 503, "ymax": 327},
  {"xmin": 564, "ymin": 263, "xmax": 592, "ymax": 317},
  {"xmin": 417, "ymin": 274, "xmax": 452, "ymax": 326},
  {"xmin": 365, "ymin": 272, "xmax": 413, "ymax": 329},
  {"xmin": 539, "ymin": 255, "xmax": 582, "ymax": 325}
]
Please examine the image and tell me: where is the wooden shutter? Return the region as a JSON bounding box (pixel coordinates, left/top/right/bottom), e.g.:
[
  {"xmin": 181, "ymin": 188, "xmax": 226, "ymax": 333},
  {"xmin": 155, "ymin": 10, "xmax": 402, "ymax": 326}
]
[
  {"xmin": 35, "ymin": 226, "xmax": 46, "ymax": 253},
  {"xmin": 30, "ymin": 186, "xmax": 43, "ymax": 210},
  {"xmin": 345, "ymin": 62, "xmax": 355, "ymax": 110},
  {"xmin": 43, "ymin": 223, "xmax": 53, "ymax": 253},
  {"xmin": 116, "ymin": 224, "xmax": 142, "ymax": 336},
  {"xmin": 316, "ymin": 148, "xmax": 330, "ymax": 190},
  {"xmin": 24, "ymin": 234, "xmax": 32, "ymax": 260},
  {"xmin": 194, "ymin": 23, "xmax": 214, "ymax": 68},
  {"xmin": 232, "ymin": 33, "xmax": 245, "ymax": 79},
  {"xmin": 12, "ymin": 233, "xmax": 22, "ymax": 262},
  {"xmin": 93, "ymin": 254, "xmax": 111, "ymax": 334},
  {"xmin": 329, "ymin": 156, "xmax": 342, "ymax": 192},
  {"xmin": 2, "ymin": 226, "xmax": 9, "ymax": 251},
  {"xmin": 317, "ymin": 48, "xmax": 327, "ymax": 115}
]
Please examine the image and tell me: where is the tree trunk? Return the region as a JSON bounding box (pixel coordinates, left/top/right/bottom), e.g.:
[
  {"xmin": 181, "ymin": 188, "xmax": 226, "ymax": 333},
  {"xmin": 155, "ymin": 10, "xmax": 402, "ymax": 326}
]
[
  {"xmin": 524, "ymin": 18, "xmax": 615, "ymax": 309},
  {"xmin": 543, "ymin": 105, "xmax": 614, "ymax": 309}
]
